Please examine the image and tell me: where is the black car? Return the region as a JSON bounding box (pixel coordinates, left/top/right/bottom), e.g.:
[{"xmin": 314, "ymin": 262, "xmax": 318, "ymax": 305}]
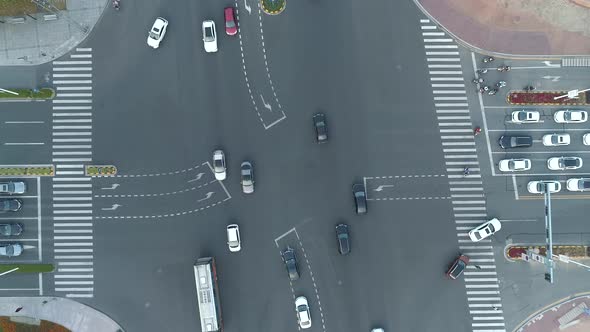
[
  {"xmin": 0, "ymin": 223, "xmax": 23, "ymax": 236},
  {"xmin": 335, "ymin": 224, "xmax": 350, "ymax": 255},
  {"xmin": 281, "ymin": 247, "xmax": 300, "ymax": 281},
  {"xmin": 313, "ymin": 113, "xmax": 328, "ymax": 143},
  {"xmin": 0, "ymin": 199, "xmax": 22, "ymax": 212},
  {"xmin": 352, "ymin": 184, "xmax": 367, "ymax": 214},
  {"xmin": 498, "ymin": 135, "xmax": 532, "ymax": 149}
]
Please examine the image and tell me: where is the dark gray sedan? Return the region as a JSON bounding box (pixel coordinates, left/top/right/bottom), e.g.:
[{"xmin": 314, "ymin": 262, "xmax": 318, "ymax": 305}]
[
  {"xmin": 281, "ymin": 247, "xmax": 300, "ymax": 281},
  {"xmin": 335, "ymin": 224, "xmax": 350, "ymax": 255},
  {"xmin": 352, "ymin": 184, "xmax": 367, "ymax": 214},
  {"xmin": 313, "ymin": 113, "xmax": 328, "ymax": 143},
  {"xmin": 0, "ymin": 223, "xmax": 23, "ymax": 236},
  {"xmin": 0, "ymin": 199, "xmax": 22, "ymax": 212}
]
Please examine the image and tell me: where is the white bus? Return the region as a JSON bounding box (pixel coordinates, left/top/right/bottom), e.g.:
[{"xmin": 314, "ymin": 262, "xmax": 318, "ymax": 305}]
[{"xmin": 194, "ymin": 257, "xmax": 223, "ymax": 332}]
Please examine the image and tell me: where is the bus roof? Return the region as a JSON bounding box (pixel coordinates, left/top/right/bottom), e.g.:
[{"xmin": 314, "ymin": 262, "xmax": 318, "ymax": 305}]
[{"xmin": 194, "ymin": 259, "xmax": 220, "ymax": 332}]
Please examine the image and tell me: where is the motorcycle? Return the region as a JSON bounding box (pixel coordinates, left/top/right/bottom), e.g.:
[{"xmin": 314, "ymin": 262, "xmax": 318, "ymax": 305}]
[
  {"xmin": 474, "ymin": 127, "xmax": 481, "ymax": 136},
  {"xmin": 524, "ymin": 85, "xmax": 535, "ymax": 92},
  {"xmin": 476, "ymin": 69, "xmax": 488, "ymax": 74},
  {"xmin": 495, "ymin": 81, "xmax": 506, "ymax": 88},
  {"xmin": 482, "ymin": 57, "xmax": 494, "ymax": 63},
  {"xmin": 472, "ymin": 78, "xmax": 484, "ymax": 84},
  {"xmin": 488, "ymin": 88, "xmax": 498, "ymax": 96},
  {"xmin": 497, "ymin": 65, "xmax": 511, "ymax": 72},
  {"xmin": 113, "ymin": 0, "xmax": 120, "ymax": 10}
]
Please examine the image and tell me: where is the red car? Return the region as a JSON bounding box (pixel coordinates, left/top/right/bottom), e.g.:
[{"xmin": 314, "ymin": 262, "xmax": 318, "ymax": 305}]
[
  {"xmin": 224, "ymin": 7, "xmax": 237, "ymax": 36},
  {"xmin": 447, "ymin": 254, "xmax": 469, "ymax": 280}
]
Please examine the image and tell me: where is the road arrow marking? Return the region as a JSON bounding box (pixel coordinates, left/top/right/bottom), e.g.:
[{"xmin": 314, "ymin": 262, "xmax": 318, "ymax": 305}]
[
  {"xmin": 100, "ymin": 183, "xmax": 120, "ymax": 190},
  {"xmin": 542, "ymin": 75, "xmax": 560, "ymax": 82},
  {"xmin": 101, "ymin": 204, "xmax": 121, "ymax": 211},
  {"xmin": 188, "ymin": 173, "xmax": 205, "ymax": 183},
  {"xmin": 374, "ymin": 185, "xmax": 394, "ymax": 192},
  {"xmin": 244, "ymin": 0, "xmax": 251, "ymax": 14},
  {"xmin": 260, "ymin": 94, "xmax": 272, "ymax": 111},
  {"xmin": 198, "ymin": 192, "xmax": 214, "ymax": 202},
  {"xmin": 543, "ymin": 61, "xmax": 561, "ymax": 68}
]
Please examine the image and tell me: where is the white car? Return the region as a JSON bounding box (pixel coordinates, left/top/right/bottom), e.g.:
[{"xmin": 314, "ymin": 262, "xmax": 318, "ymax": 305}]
[
  {"xmin": 371, "ymin": 329, "xmax": 385, "ymax": 332},
  {"xmin": 511, "ymin": 110, "xmax": 540, "ymax": 123},
  {"xmin": 498, "ymin": 158, "xmax": 531, "ymax": 172},
  {"xmin": 226, "ymin": 224, "xmax": 241, "ymax": 252},
  {"xmin": 147, "ymin": 17, "xmax": 168, "ymax": 49},
  {"xmin": 202, "ymin": 20, "xmax": 218, "ymax": 53},
  {"xmin": 213, "ymin": 150, "xmax": 226, "ymax": 180},
  {"xmin": 295, "ymin": 296, "xmax": 311, "ymax": 329},
  {"xmin": 468, "ymin": 218, "xmax": 501, "ymax": 242},
  {"xmin": 547, "ymin": 156, "xmax": 583, "ymax": 170},
  {"xmin": 583, "ymin": 133, "xmax": 590, "ymax": 145},
  {"xmin": 554, "ymin": 109, "xmax": 588, "ymax": 123},
  {"xmin": 567, "ymin": 178, "xmax": 590, "ymax": 191},
  {"xmin": 542, "ymin": 133, "xmax": 570, "ymax": 146},
  {"xmin": 527, "ymin": 180, "xmax": 561, "ymax": 194},
  {"xmin": 0, "ymin": 243, "xmax": 23, "ymax": 257}
]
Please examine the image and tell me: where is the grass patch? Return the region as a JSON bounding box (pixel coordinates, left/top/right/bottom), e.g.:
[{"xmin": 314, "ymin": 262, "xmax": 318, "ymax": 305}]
[
  {"xmin": 0, "ymin": 264, "xmax": 54, "ymax": 274},
  {"xmin": 0, "ymin": 0, "xmax": 67, "ymax": 16},
  {"xmin": 0, "ymin": 88, "xmax": 54, "ymax": 100},
  {"xmin": 86, "ymin": 165, "xmax": 117, "ymax": 176},
  {"xmin": 261, "ymin": 0, "xmax": 285, "ymax": 13},
  {"xmin": 0, "ymin": 166, "xmax": 54, "ymax": 176}
]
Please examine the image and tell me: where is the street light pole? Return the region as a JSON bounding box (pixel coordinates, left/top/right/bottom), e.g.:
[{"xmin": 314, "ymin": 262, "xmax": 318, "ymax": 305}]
[{"xmin": 554, "ymin": 88, "xmax": 590, "ymax": 100}]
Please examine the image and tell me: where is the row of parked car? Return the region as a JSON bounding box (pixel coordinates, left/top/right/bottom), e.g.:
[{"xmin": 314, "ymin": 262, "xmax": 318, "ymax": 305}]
[
  {"xmin": 499, "ymin": 133, "xmax": 590, "ymax": 149},
  {"xmin": 498, "ymin": 157, "xmax": 584, "ymax": 171},
  {"xmin": 0, "ymin": 181, "xmax": 27, "ymax": 258},
  {"xmin": 512, "ymin": 109, "xmax": 588, "ymax": 124}
]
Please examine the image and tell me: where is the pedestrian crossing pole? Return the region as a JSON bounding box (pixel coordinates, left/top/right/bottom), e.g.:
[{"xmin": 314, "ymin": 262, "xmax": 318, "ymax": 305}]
[{"xmin": 544, "ymin": 186, "xmax": 554, "ymax": 283}]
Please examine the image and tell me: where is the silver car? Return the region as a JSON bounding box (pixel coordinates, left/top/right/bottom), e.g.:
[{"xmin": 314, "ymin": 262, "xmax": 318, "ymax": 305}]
[
  {"xmin": 0, "ymin": 243, "xmax": 23, "ymax": 257},
  {"xmin": 0, "ymin": 223, "xmax": 23, "ymax": 236},
  {"xmin": 213, "ymin": 150, "xmax": 226, "ymax": 181},
  {"xmin": 0, "ymin": 181, "xmax": 26, "ymax": 194},
  {"xmin": 240, "ymin": 161, "xmax": 254, "ymax": 194}
]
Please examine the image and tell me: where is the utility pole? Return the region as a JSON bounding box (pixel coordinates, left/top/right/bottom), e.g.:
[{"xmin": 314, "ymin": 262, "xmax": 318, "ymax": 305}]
[{"xmin": 554, "ymin": 88, "xmax": 590, "ymax": 100}]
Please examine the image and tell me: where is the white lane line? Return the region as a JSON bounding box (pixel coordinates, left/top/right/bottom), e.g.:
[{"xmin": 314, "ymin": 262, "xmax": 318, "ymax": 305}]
[
  {"xmin": 53, "ymin": 67, "xmax": 92, "ymax": 71},
  {"xmin": 4, "ymin": 143, "xmax": 44, "ymax": 146},
  {"xmin": 425, "ymin": 45, "xmax": 459, "ymax": 49},
  {"xmin": 55, "ymin": 171, "xmax": 85, "ymax": 175},
  {"xmin": 426, "ymin": 51, "xmax": 460, "ymax": 55},
  {"xmin": 75, "ymin": 48, "xmax": 92, "ymax": 51},
  {"xmin": 432, "ymin": 84, "xmax": 465, "ymax": 87},
  {"xmin": 54, "ymin": 223, "xmax": 92, "ymax": 227},
  {"xmin": 435, "ymin": 103, "xmax": 469, "ymax": 107},
  {"xmin": 54, "ymin": 248, "xmax": 93, "ymax": 252},
  {"xmin": 53, "ymin": 191, "xmax": 92, "ymax": 195},
  {"xmin": 53, "ymin": 138, "xmax": 92, "ymax": 143},
  {"xmin": 53, "ymin": 145, "xmax": 92, "ymax": 149},
  {"xmin": 54, "ymin": 256, "xmax": 93, "ymax": 259},
  {"xmin": 53, "ymin": 119, "xmax": 92, "ymax": 123},
  {"xmin": 54, "ymin": 229, "xmax": 93, "ymax": 233},
  {"xmin": 53, "ymin": 113, "xmax": 92, "ymax": 117},
  {"xmin": 433, "ymin": 90, "xmax": 466, "ymax": 94},
  {"xmin": 56, "ymin": 86, "xmax": 92, "ymax": 91},
  {"xmin": 52, "ymin": 73, "xmax": 92, "ymax": 78},
  {"xmin": 427, "ymin": 58, "xmax": 460, "ymax": 62},
  {"xmin": 431, "ymin": 77, "xmax": 464, "ymax": 81},
  {"xmin": 55, "ymin": 165, "xmax": 84, "ymax": 168},
  {"xmin": 52, "ymin": 99, "xmax": 92, "ymax": 104},
  {"xmin": 52, "ymin": 106, "xmax": 92, "ymax": 110},
  {"xmin": 5, "ymin": 121, "xmax": 44, "ymax": 124},
  {"xmin": 429, "ymin": 70, "xmax": 463, "ymax": 74},
  {"xmin": 53, "ymin": 197, "xmax": 92, "ymax": 201},
  {"xmin": 56, "ymin": 93, "xmax": 92, "ymax": 98},
  {"xmin": 53, "ymin": 80, "xmax": 92, "ymax": 84},
  {"xmin": 53, "ymin": 61, "xmax": 92, "ymax": 65},
  {"xmin": 70, "ymin": 54, "xmax": 92, "ymax": 58},
  {"xmin": 55, "ymin": 281, "xmax": 94, "ymax": 285}
]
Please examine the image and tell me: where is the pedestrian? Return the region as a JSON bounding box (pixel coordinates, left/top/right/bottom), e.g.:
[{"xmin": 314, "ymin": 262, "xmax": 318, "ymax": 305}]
[
  {"xmin": 475, "ymin": 265, "xmax": 482, "ymax": 269},
  {"xmin": 15, "ymin": 307, "xmax": 23, "ymax": 313},
  {"xmin": 463, "ymin": 167, "xmax": 470, "ymax": 176}
]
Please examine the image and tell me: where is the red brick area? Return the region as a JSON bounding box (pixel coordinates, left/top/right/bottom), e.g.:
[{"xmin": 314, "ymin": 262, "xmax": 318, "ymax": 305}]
[{"xmin": 518, "ymin": 295, "xmax": 590, "ymax": 332}]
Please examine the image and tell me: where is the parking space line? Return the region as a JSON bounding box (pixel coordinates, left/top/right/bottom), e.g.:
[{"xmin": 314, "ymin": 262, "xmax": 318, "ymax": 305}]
[{"xmin": 274, "ymin": 227, "xmax": 296, "ymax": 246}]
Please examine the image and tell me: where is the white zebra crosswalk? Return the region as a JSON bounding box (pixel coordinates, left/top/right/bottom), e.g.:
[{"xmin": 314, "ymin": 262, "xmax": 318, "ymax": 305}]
[
  {"xmin": 420, "ymin": 18, "xmax": 506, "ymax": 331},
  {"xmin": 51, "ymin": 47, "xmax": 94, "ymax": 298}
]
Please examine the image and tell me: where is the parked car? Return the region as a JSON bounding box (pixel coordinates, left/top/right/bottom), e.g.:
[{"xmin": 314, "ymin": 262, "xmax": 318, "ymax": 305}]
[
  {"xmin": 0, "ymin": 199, "xmax": 22, "ymax": 212},
  {"xmin": 352, "ymin": 184, "xmax": 367, "ymax": 214},
  {"xmin": 447, "ymin": 254, "xmax": 469, "ymax": 280},
  {"xmin": 566, "ymin": 178, "xmax": 590, "ymax": 192},
  {"xmin": 527, "ymin": 181, "xmax": 561, "ymax": 194},
  {"xmin": 371, "ymin": 329, "xmax": 385, "ymax": 332},
  {"xmin": 224, "ymin": 7, "xmax": 237, "ymax": 35},
  {"xmin": 498, "ymin": 158, "xmax": 531, "ymax": 172},
  {"xmin": 0, "ymin": 181, "xmax": 26, "ymax": 194},
  {"xmin": 202, "ymin": 20, "xmax": 218, "ymax": 53},
  {"xmin": 281, "ymin": 247, "xmax": 300, "ymax": 281},
  {"xmin": 312, "ymin": 113, "xmax": 328, "ymax": 143},
  {"xmin": 147, "ymin": 17, "xmax": 168, "ymax": 49},
  {"xmin": 542, "ymin": 133, "xmax": 570, "ymax": 146},
  {"xmin": 468, "ymin": 218, "xmax": 501, "ymax": 242},
  {"xmin": 511, "ymin": 110, "xmax": 540, "ymax": 123},
  {"xmin": 335, "ymin": 224, "xmax": 350, "ymax": 255},
  {"xmin": 295, "ymin": 296, "xmax": 312, "ymax": 329},
  {"xmin": 0, "ymin": 223, "xmax": 23, "ymax": 236},
  {"xmin": 226, "ymin": 224, "xmax": 241, "ymax": 252},
  {"xmin": 213, "ymin": 150, "xmax": 226, "ymax": 180},
  {"xmin": 547, "ymin": 156, "xmax": 583, "ymax": 170},
  {"xmin": 240, "ymin": 161, "xmax": 254, "ymax": 194},
  {"xmin": 0, "ymin": 243, "xmax": 23, "ymax": 257},
  {"xmin": 583, "ymin": 133, "xmax": 590, "ymax": 145},
  {"xmin": 498, "ymin": 135, "xmax": 532, "ymax": 149},
  {"xmin": 554, "ymin": 109, "xmax": 588, "ymax": 123}
]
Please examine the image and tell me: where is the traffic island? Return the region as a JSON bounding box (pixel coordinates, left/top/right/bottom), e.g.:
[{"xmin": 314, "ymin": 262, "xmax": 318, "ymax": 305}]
[
  {"xmin": 505, "ymin": 244, "xmax": 589, "ymax": 261},
  {"xmin": 85, "ymin": 165, "xmax": 117, "ymax": 177},
  {"xmin": 0, "ymin": 166, "xmax": 54, "ymax": 177},
  {"xmin": 0, "ymin": 88, "xmax": 55, "ymax": 100},
  {"xmin": 507, "ymin": 90, "xmax": 587, "ymax": 105},
  {"xmin": 261, "ymin": 0, "xmax": 286, "ymax": 15}
]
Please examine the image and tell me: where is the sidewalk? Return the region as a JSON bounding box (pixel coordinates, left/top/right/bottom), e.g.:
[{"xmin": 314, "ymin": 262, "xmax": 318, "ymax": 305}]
[
  {"xmin": 414, "ymin": 0, "xmax": 590, "ymax": 56},
  {"xmin": 0, "ymin": 297, "xmax": 124, "ymax": 332},
  {"xmin": 0, "ymin": 0, "xmax": 105, "ymax": 66},
  {"xmin": 516, "ymin": 294, "xmax": 590, "ymax": 332}
]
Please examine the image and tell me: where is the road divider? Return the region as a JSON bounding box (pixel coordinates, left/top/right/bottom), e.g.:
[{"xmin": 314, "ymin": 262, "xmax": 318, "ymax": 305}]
[
  {"xmin": 0, "ymin": 165, "xmax": 54, "ymax": 176},
  {"xmin": 0, "ymin": 264, "xmax": 54, "ymax": 274},
  {"xmin": 85, "ymin": 165, "xmax": 117, "ymax": 177},
  {"xmin": 0, "ymin": 88, "xmax": 55, "ymax": 100}
]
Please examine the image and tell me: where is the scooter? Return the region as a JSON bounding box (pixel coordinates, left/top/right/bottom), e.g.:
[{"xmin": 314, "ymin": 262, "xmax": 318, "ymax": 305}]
[
  {"xmin": 472, "ymin": 78, "xmax": 484, "ymax": 84},
  {"xmin": 476, "ymin": 69, "xmax": 488, "ymax": 74},
  {"xmin": 488, "ymin": 88, "xmax": 498, "ymax": 96},
  {"xmin": 113, "ymin": 0, "xmax": 120, "ymax": 10},
  {"xmin": 497, "ymin": 65, "xmax": 511, "ymax": 72},
  {"xmin": 495, "ymin": 81, "xmax": 506, "ymax": 88},
  {"xmin": 482, "ymin": 57, "xmax": 494, "ymax": 63}
]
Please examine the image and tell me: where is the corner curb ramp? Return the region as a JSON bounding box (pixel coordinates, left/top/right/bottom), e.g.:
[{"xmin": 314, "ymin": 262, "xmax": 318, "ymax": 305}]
[{"xmin": 0, "ymin": 297, "xmax": 124, "ymax": 332}]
